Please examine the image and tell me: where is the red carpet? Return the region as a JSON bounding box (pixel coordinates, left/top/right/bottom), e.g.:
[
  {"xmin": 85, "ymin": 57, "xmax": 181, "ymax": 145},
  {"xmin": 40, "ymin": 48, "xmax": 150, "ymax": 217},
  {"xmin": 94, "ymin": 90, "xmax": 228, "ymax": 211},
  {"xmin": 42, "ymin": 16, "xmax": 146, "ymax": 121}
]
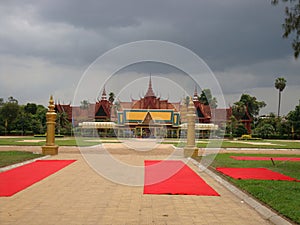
[
  {"xmin": 230, "ymin": 156, "xmax": 300, "ymax": 162},
  {"xmin": 216, "ymin": 167, "xmax": 299, "ymax": 181},
  {"xmin": 144, "ymin": 160, "xmax": 219, "ymax": 196},
  {"xmin": 0, "ymin": 160, "xmax": 76, "ymax": 197}
]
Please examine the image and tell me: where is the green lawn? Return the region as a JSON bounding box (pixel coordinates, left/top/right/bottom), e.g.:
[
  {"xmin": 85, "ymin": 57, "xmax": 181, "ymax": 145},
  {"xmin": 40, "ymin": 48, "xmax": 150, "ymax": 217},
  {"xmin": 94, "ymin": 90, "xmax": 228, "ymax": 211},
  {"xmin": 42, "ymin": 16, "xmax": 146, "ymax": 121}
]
[
  {"xmin": 0, "ymin": 137, "xmax": 46, "ymax": 146},
  {"xmin": 0, "ymin": 151, "xmax": 44, "ymax": 168},
  {"xmin": 167, "ymin": 139, "xmax": 300, "ymax": 149},
  {"xmin": 0, "ymin": 137, "xmax": 120, "ymax": 146},
  {"xmin": 0, "ymin": 137, "xmax": 300, "ymax": 149},
  {"xmin": 196, "ymin": 153, "xmax": 300, "ymax": 224}
]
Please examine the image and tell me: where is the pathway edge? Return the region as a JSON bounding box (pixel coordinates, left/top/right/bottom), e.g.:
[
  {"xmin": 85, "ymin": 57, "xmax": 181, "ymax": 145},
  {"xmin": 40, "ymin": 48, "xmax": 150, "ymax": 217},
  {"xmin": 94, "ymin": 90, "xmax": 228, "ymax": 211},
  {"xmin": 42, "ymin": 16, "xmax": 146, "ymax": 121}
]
[
  {"xmin": 0, "ymin": 155, "xmax": 50, "ymax": 172},
  {"xmin": 189, "ymin": 158, "xmax": 294, "ymax": 225}
]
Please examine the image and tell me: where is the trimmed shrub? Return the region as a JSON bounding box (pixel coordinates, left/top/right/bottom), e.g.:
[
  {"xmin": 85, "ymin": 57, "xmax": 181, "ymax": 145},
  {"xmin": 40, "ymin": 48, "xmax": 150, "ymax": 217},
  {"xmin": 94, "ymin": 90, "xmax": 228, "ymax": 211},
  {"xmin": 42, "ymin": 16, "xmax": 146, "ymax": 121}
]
[{"xmin": 240, "ymin": 134, "xmax": 252, "ymax": 140}]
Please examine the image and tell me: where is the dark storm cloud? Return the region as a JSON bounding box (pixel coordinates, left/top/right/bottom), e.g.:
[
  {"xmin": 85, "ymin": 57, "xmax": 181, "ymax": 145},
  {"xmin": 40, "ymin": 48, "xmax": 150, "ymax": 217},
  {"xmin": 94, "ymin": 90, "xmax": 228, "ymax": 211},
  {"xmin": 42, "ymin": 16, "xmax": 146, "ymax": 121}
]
[
  {"xmin": 0, "ymin": 0, "xmax": 291, "ymax": 67},
  {"xmin": 0, "ymin": 0, "xmax": 299, "ymax": 114},
  {"xmin": 40, "ymin": 0, "xmax": 290, "ymax": 66}
]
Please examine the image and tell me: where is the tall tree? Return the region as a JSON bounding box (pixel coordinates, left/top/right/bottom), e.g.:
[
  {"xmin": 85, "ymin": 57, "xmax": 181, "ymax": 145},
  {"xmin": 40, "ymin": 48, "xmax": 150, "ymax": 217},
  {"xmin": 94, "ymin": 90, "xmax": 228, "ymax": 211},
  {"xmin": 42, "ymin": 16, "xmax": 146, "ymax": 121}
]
[
  {"xmin": 287, "ymin": 102, "xmax": 300, "ymax": 137},
  {"xmin": 0, "ymin": 99, "xmax": 47, "ymax": 135},
  {"xmin": 7, "ymin": 96, "xmax": 18, "ymax": 104},
  {"xmin": 56, "ymin": 111, "xmax": 71, "ymax": 135},
  {"xmin": 275, "ymin": 77, "xmax": 287, "ymax": 117},
  {"xmin": 198, "ymin": 89, "xmax": 218, "ymax": 108},
  {"xmin": 233, "ymin": 94, "xmax": 266, "ymax": 118},
  {"xmin": 14, "ymin": 110, "xmax": 32, "ymax": 135},
  {"xmin": 185, "ymin": 96, "xmax": 190, "ymax": 106},
  {"xmin": 0, "ymin": 99, "xmax": 20, "ymax": 132},
  {"xmin": 108, "ymin": 92, "xmax": 115, "ymax": 104},
  {"xmin": 114, "ymin": 100, "xmax": 121, "ymax": 111},
  {"xmin": 24, "ymin": 103, "xmax": 37, "ymax": 115},
  {"xmin": 255, "ymin": 123, "xmax": 276, "ymax": 138},
  {"xmin": 36, "ymin": 105, "xmax": 47, "ymax": 130},
  {"xmin": 80, "ymin": 100, "xmax": 90, "ymax": 110},
  {"xmin": 272, "ymin": 0, "xmax": 300, "ymax": 58},
  {"xmin": 232, "ymin": 101, "xmax": 246, "ymax": 119}
]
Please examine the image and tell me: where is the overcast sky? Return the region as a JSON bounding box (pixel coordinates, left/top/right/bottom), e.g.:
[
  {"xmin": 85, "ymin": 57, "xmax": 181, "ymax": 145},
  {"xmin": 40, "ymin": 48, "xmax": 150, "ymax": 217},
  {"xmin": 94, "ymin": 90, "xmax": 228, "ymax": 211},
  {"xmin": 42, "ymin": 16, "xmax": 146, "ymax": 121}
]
[{"xmin": 0, "ymin": 0, "xmax": 299, "ymax": 115}]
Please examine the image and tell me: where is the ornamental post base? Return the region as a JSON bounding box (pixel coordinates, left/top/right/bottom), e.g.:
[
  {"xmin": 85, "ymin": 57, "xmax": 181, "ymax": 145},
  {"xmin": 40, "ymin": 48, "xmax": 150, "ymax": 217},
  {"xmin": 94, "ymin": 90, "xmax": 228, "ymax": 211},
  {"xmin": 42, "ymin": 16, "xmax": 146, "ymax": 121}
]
[
  {"xmin": 183, "ymin": 146, "xmax": 198, "ymax": 158},
  {"xmin": 42, "ymin": 145, "xmax": 59, "ymax": 155}
]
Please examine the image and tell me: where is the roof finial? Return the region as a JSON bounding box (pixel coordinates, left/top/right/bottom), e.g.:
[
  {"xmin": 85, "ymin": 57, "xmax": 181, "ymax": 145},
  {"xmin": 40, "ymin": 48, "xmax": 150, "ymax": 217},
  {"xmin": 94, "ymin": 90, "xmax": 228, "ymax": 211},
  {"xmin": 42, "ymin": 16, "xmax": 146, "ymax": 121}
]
[
  {"xmin": 101, "ymin": 86, "xmax": 107, "ymax": 100},
  {"xmin": 145, "ymin": 74, "xmax": 156, "ymax": 97},
  {"xmin": 193, "ymin": 85, "xmax": 198, "ymax": 101}
]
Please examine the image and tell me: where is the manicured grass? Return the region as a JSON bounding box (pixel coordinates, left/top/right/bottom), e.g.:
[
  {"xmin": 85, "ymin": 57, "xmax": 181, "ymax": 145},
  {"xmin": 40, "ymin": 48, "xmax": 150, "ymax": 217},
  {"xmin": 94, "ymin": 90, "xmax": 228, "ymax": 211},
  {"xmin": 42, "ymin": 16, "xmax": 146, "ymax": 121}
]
[
  {"xmin": 166, "ymin": 139, "xmax": 300, "ymax": 149},
  {"xmin": 0, "ymin": 151, "xmax": 44, "ymax": 168},
  {"xmin": 0, "ymin": 137, "xmax": 120, "ymax": 146},
  {"xmin": 196, "ymin": 153, "xmax": 300, "ymax": 224},
  {"xmin": 0, "ymin": 137, "xmax": 299, "ymax": 149},
  {"xmin": 0, "ymin": 138, "xmax": 44, "ymax": 146},
  {"xmin": 193, "ymin": 139, "xmax": 300, "ymax": 149}
]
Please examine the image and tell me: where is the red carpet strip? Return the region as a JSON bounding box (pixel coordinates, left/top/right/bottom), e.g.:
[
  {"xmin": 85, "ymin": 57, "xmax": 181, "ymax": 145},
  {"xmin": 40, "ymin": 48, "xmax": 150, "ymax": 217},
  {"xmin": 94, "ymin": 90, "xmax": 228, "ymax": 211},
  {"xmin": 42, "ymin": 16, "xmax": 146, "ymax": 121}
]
[
  {"xmin": 230, "ymin": 156, "xmax": 300, "ymax": 162},
  {"xmin": 0, "ymin": 160, "xmax": 76, "ymax": 197},
  {"xmin": 144, "ymin": 160, "xmax": 219, "ymax": 196},
  {"xmin": 216, "ymin": 167, "xmax": 299, "ymax": 181}
]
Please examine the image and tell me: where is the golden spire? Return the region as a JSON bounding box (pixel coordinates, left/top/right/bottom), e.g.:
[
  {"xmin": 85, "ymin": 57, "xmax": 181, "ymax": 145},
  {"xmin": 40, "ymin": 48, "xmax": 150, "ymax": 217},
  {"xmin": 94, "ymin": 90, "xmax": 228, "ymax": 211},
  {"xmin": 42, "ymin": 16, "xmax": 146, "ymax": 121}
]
[
  {"xmin": 145, "ymin": 74, "xmax": 156, "ymax": 97},
  {"xmin": 48, "ymin": 95, "xmax": 55, "ymax": 112}
]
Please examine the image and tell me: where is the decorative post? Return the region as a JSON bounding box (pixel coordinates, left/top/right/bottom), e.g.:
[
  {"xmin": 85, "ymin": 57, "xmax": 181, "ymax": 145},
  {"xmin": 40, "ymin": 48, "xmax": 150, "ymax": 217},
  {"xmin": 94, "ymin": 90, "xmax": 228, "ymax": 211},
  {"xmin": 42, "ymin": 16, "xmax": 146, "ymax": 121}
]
[
  {"xmin": 42, "ymin": 95, "xmax": 59, "ymax": 155},
  {"xmin": 180, "ymin": 98, "xmax": 187, "ymax": 123},
  {"xmin": 180, "ymin": 98, "xmax": 187, "ymax": 140},
  {"xmin": 184, "ymin": 96, "xmax": 198, "ymax": 158}
]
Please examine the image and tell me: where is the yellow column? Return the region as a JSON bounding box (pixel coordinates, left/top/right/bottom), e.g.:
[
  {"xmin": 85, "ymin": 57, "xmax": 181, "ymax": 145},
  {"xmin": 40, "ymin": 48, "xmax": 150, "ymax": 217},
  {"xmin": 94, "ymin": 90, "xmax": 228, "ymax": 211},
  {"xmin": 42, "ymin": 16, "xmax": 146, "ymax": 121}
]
[
  {"xmin": 184, "ymin": 96, "xmax": 198, "ymax": 158},
  {"xmin": 42, "ymin": 96, "xmax": 59, "ymax": 155}
]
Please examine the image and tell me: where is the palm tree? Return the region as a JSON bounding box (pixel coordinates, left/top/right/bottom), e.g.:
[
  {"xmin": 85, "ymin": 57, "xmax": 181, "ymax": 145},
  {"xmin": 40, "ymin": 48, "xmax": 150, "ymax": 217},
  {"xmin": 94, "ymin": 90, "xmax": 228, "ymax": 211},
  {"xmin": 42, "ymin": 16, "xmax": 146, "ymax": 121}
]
[
  {"xmin": 56, "ymin": 112, "xmax": 70, "ymax": 135},
  {"xmin": 275, "ymin": 77, "xmax": 287, "ymax": 117}
]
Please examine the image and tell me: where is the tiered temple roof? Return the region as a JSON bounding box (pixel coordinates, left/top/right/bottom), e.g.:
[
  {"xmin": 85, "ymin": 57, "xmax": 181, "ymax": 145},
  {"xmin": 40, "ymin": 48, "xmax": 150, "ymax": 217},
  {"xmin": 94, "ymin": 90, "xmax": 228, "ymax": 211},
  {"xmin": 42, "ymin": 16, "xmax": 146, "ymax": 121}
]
[
  {"xmin": 118, "ymin": 76, "xmax": 181, "ymax": 112},
  {"xmin": 55, "ymin": 75, "xmax": 252, "ymax": 133}
]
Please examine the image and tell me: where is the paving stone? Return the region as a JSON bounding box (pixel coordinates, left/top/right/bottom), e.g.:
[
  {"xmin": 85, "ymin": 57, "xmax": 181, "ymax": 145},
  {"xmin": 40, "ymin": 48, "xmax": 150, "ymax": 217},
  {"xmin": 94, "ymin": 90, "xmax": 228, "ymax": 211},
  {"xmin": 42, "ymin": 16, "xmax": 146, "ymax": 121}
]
[{"xmin": 0, "ymin": 144, "xmax": 285, "ymax": 224}]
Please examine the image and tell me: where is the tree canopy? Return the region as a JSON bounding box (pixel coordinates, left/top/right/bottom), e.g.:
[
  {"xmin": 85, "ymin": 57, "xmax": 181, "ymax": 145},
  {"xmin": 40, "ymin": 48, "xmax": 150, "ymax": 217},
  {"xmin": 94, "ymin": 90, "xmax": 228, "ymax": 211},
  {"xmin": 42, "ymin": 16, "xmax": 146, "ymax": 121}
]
[
  {"xmin": 275, "ymin": 77, "xmax": 287, "ymax": 116},
  {"xmin": 24, "ymin": 103, "xmax": 38, "ymax": 115},
  {"xmin": 287, "ymin": 103, "xmax": 300, "ymax": 135},
  {"xmin": 233, "ymin": 94, "xmax": 266, "ymax": 118},
  {"xmin": 272, "ymin": 0, "xmax": 300, "ymax": 58},
  {"xmin": 108, "ymin": 92, "xmax": 115, "ymax": 104},
  {"xmin": 275, "ymin": 77, "xmax": 287, "ymax": 92},
  {"xmin": 0, "ymin": 97, "xmax": 47, "ymax": 134},
  {"xmin": 80, "ymin": 100, "xmax": 90, "ymax": 109},
  {"xmin": 0, "ymin": 101, "xmax": 20, "ymax": 129},
  {"xmin": 198, "ymin": 89, "xmax": 218, "ymax": 108}
]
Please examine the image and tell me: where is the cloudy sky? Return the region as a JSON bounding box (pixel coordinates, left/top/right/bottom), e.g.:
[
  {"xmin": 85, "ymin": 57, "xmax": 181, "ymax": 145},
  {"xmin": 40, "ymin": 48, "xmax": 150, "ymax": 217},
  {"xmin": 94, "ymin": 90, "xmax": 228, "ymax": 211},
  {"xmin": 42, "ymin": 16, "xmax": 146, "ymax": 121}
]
[{"xmin": 0, "ymin": 0, "xmax": 299, "ymax": 115}]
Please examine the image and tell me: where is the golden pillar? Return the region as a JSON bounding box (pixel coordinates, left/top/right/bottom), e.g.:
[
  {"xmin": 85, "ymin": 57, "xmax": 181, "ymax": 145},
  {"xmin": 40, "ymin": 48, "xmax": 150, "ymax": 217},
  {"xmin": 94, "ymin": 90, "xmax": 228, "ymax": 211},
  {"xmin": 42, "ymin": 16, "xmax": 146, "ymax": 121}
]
[
  {"xmin": 184, "ymin": 96, "xmax": 198, "ymax": 158},
  {"xmin": 42, "ymin": 95, "xmax": 59, "ymax": 155}
]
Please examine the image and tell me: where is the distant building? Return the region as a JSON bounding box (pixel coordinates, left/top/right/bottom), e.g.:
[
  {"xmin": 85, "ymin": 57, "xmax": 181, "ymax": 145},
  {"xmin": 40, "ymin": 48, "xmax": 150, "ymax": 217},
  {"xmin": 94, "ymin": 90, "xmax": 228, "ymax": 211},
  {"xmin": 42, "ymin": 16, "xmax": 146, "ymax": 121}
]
[
  {"xmin": 55, "ymin": 76, "xmax": 252, "ymax": 137},
  {"xmin": 115, "ymin": 76, "xmax": 181, "ymax": 138},
  {"xmin": 55, "ymin": 86, "xmax": 112, "ymax": 124},
  {"xmin": 191, "ymin": 86, "xmax": 251, "ymax": 133}
]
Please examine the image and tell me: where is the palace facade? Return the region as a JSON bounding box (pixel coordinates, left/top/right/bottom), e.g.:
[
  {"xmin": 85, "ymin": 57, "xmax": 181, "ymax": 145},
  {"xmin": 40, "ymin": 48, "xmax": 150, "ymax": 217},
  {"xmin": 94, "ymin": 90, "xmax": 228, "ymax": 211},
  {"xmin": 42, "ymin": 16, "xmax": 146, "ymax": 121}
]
[{"xmin": 55, "ymin": 77, "xmax": 252, "ymax": 137}]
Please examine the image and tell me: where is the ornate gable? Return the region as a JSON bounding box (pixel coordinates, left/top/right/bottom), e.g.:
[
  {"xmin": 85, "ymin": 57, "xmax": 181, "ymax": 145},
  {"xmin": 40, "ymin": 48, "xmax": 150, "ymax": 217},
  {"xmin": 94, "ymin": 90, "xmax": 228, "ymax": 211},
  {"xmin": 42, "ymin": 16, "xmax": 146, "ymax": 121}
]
[
  {"xmin": 94, "ymin": 100, "xmax": 111, "ymax": 121},
  {"xmin": 142, "ymin": 112, "xmax": 153, "ymax": 124}
]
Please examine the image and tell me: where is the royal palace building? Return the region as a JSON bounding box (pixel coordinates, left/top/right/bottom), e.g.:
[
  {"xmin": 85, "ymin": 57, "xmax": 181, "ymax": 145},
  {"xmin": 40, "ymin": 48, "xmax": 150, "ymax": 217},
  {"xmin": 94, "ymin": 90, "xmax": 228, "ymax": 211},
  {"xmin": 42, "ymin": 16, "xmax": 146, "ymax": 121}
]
[{"xmin": 55, "ymin": 77, "xmax": 251, "ymax": 138}]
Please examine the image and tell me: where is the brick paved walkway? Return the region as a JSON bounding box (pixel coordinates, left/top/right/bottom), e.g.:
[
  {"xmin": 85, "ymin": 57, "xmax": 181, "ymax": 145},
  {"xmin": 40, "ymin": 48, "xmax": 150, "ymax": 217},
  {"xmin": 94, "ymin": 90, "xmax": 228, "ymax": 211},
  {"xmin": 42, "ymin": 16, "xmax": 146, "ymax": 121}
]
[{"xmin": 0, "ymin": 144, "xmax": 273, "ymax": 225}]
